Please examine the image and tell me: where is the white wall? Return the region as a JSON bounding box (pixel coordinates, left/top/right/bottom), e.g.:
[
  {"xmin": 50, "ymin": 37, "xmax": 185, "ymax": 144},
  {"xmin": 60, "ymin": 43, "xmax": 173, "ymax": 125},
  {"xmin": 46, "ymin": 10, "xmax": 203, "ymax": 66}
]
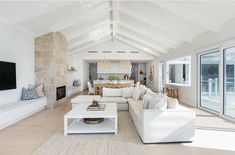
[
  {"xmin": 68, "ymin": 40, "xmax": 155, "ymax": 90},
  {"xmin": 158, "ymin": 18, "xmax": 235, "ymax": 107},
  {"xmin": 0, "ymin": 22, "xmax": 34, "ymax": 105}
]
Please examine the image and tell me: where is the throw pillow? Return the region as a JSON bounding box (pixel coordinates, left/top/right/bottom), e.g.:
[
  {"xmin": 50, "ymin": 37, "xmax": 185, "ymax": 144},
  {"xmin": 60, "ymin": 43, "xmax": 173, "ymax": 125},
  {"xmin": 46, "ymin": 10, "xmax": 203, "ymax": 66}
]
[
  {"xmin": 132, "ymin": 88, "xmax": 141, "ymax": 100},
  {"xmin": 143, "ymin": 94, "xmax": 152, "ymax": 109},
  {"xmin": 122, "ymin": 87, "xmax": 134, "ymax": 98},
  {"xmin": 166, "ymin": 97, "xmax": 179, "ymax": 109},
  {"xmin": 139, "ymin": 85, "xmax": 148, "ymax": 99},
  {"xmin": 148, "ymin": 94, "xmax": 167, "ymax": 109},
  {"xmin": 28, "ymin": 84, "xmax": 45, "ymax": 97},
  {"xmin": 21, "ymin": 87, "xmax": 38, "ymax": 100}
]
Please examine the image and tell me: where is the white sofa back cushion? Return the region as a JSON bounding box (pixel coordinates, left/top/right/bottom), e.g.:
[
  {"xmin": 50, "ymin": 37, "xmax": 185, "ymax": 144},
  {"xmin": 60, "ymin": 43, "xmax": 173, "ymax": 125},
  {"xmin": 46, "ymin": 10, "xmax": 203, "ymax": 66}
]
[
  {"xmin": 122, "ymin": 87, "xmax": 134, "ymax": 98},
  {"xmin": 148, "ymin": 95, "xmax": 167, "ymax": 109},
  {"xmin": 139, "ymin": 85, "xmax": 148, "ymax": 99},
  {"xmin": 132, "ymin": 88, "xmax": 141, "ymax": 100},
  {"xmin": 102, "ymin": 88, "xmax": 122, "ymax": 97},
  {"xmin": 166, "ymin": 97, "xmax": 179, "ymax": 109},
  {"xmin": 143, "ymin": 94, "xmax": 152, "ymax": 109},
  {"xmin": 146, "ymin": 88, "xmax": 157, "ymax": 96}
]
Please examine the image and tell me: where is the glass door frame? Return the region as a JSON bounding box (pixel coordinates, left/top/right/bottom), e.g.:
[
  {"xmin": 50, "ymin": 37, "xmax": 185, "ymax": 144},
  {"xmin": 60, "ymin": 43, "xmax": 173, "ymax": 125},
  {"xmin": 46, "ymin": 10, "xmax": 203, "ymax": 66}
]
[
  {"xmin": 197, "ymin": 48, "xmax": 223, "ymax": 116},
  {"xmin": 197, "ymin": 44, "xmax": 235, "ymax": 122}
]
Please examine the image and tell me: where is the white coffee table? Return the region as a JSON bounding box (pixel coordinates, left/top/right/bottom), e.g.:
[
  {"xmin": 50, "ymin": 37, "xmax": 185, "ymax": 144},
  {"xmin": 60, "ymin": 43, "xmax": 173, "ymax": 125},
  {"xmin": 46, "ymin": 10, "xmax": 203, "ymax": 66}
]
[{"xmin": 64, "ymin": 103, "xmax": 117, "ymax": 135}]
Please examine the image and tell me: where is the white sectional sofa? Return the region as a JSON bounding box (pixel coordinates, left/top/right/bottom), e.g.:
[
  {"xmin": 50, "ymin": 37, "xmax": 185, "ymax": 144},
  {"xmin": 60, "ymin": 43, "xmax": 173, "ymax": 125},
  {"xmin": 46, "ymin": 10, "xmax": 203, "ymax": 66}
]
[
  {"xmin": 128, "ymin": 98, "xmax": 195, "ymax": 143},
  {"xmin": 71, "ymin": 86, "xmax": 195, "ymax": 143},
  {"xmin": 0, "ymin": 96, "xmax": 47, "ymax": 129}
]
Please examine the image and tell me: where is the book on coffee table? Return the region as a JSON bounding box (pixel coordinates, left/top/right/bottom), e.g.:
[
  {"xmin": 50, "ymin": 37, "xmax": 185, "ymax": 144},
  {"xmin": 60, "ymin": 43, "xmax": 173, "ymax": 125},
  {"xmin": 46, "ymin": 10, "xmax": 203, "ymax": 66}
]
[{"xmin": 87, "ymin": 104, "xmax": 106, "ymax": 111}]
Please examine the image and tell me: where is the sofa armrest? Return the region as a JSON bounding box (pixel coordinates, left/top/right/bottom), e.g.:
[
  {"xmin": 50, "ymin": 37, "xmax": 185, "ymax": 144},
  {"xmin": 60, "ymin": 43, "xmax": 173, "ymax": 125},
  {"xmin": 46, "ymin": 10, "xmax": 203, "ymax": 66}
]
[{"xmin": 143, "ymin": 105, "xmax": 195, "ymax": 143}]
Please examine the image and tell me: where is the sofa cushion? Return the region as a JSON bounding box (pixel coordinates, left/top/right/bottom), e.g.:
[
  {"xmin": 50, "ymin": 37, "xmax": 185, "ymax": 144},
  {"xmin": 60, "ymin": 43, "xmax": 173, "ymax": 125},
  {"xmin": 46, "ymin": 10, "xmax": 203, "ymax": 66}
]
[
  {"xmin": 100, "ymin": 97, "xmax": 127, "ymax": 104},
  {"xmin": 139, "ymin": 85, "xmax": 148, "ymax": 99},
  {"xmin": 143, "ymin": 94, "xmax": 152, "ymax": 109},
  {"xmin": 122, "ymin": 87, "xmax": 134, "ymax": 98},
  {"xmin": 146, "ymin": 88, "xmax": 157, "ymax": 96},
  {"xmin": 102, "ymin": 88, "xmax": 122, "ymax": 97},
  {"xmin": 148, "ymin": 94, "xmax": 167, "ymax": 109},
  {"xmin": 129, "ymin": 99, "xmax": 143, "ymax": 123},
  {"xmin": 166, "ymin": 97, "xmax": 179, "ymax": 109},
  {"xmin": 71, "ymin": 95, "xmax": 101, "ymax": 104},
  {"xmin": 132, "ymin": 88, "xmax": 141, "ymax": 100}
]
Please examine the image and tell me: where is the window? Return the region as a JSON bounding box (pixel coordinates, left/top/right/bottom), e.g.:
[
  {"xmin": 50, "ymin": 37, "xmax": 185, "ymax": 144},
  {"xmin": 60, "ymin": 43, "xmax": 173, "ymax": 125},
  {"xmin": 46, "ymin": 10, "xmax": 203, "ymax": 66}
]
[{"xmin": 166, "ymin": 56, "xmax": 191, "ymax": 86}]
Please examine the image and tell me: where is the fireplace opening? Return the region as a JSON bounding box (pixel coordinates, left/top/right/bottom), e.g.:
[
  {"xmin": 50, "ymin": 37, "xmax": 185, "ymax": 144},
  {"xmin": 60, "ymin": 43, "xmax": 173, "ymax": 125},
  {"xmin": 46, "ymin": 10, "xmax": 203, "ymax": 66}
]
[{"xmin": 56, "ymin": 86, "xmax": 66, "ymax": 101}]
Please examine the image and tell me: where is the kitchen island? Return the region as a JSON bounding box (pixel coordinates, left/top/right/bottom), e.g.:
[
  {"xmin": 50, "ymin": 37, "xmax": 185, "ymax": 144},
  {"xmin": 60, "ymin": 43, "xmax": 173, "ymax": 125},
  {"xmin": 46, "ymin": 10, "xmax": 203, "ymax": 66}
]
[{"xmin": 93, "ymin": 80, "xmax": 134, "ymax": 95}]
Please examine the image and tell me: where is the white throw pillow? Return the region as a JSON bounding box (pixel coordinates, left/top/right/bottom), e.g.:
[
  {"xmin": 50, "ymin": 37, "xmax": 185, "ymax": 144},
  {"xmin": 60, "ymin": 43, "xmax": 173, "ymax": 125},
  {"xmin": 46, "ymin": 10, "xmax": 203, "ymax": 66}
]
[
  {"xmin": 28, "ymin": 84, "xmax": 45, "ymax": 97},
  {"xmin": 145, "ymin": 88, "xmax": 157, "ymax": 96},
  {"xmin": 166, "ymin": 97, "xmax": 179, "ymax": 109},
  {"xmin": 132, "ymin": 88, "xmax": 141, "ymax": 100},
  {"xmin": 148, "ymin": 95, "xmax": 167, "ymax": 109},
  {"xmin": 102, "ymin": 88, "xmax": 122, "ymax": 97},
  {"xmin": 139, "ymin": 85, "xmax": 148, "ymax": 99},
  {"xmin": 143, "ymin": 94, "xmax": 152, "ymax": 109},
  {"xmin": 122, "ymin": 87, "xmax": 134, "ymax": 98}
]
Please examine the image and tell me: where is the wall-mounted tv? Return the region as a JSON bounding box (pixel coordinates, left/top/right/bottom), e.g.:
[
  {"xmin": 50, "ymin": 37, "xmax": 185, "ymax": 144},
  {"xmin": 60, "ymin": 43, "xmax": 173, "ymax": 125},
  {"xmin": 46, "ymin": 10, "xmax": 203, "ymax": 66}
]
[{"xmin": 0, "ymin": 61, "xmax": 16, "ymax": 91}]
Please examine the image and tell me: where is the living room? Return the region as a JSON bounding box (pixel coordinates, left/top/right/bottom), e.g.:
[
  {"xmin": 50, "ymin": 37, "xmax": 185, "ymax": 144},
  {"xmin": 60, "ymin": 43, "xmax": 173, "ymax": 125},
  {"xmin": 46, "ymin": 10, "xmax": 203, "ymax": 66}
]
[{"xmin": 1, "ymin": 1, "xmax": 235, "ymax": 155}]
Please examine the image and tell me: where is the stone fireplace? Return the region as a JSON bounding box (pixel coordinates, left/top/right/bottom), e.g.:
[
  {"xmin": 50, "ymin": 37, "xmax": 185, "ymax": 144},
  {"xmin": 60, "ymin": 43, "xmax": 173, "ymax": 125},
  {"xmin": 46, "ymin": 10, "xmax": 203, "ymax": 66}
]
[{"xmin": 35, "ymin": 32, "xmax": 68, "ymax": 108}]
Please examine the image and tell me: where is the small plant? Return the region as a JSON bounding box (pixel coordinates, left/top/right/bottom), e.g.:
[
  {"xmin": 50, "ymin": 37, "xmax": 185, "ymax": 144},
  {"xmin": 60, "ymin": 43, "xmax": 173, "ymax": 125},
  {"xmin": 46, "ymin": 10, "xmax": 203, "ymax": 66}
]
[{"xmin": 108, "ymin": 75, "xmax": 120, "ymax": 81}]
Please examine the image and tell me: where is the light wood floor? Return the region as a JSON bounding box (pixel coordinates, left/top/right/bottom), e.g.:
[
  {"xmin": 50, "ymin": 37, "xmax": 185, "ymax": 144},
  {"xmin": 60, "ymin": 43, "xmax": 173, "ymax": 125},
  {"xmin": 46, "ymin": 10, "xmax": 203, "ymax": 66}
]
[
  {"xmin": 1, "ymin": 92, "xmax": 235, "ymax": 155},
  {"xmin": 0, "ymin": 92, "xmax": 87, "ymax": 155}
]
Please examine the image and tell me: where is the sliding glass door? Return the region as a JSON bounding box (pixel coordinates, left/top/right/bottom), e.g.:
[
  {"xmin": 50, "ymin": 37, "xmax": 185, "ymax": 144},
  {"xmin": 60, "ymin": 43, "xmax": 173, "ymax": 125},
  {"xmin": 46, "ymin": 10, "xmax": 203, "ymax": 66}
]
[
  {"xmin": 199, "ymin": 51, "xmax": 220, "ymax": 113},
  {"xmin": 224, "ymin": 47, "xmax": 235, "ymax": 118}
]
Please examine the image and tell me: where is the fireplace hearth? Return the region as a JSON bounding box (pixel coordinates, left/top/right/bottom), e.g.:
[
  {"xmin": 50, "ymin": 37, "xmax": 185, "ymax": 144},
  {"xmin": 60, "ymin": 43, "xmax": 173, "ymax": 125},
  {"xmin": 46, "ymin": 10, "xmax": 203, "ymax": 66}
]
[{"xmin": 56, "ymin": 86, "xmax": 66, "ymax": 101}]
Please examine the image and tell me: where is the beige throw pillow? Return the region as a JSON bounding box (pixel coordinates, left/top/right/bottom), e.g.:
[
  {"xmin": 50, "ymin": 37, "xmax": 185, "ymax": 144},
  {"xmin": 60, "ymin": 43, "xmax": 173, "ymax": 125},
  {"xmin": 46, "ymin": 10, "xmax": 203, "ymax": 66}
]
[{"xmin": 28, "ymin": 84, "xmax": 45, "ymax": 97}]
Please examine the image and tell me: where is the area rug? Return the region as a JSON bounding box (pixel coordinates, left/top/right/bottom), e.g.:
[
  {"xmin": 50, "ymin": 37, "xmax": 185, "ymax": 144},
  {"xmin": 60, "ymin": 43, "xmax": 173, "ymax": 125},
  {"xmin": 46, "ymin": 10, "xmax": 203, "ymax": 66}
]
[{"xmin": 33, "ymin": 111, "xmax": 144, "ymax": 155}]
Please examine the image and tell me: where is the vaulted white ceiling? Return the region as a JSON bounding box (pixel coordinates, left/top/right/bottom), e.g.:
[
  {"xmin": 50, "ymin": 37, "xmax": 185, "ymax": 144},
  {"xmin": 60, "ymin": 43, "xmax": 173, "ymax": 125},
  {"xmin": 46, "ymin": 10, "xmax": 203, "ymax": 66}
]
[{"xmin": 0, "ymin": 1, "xmax": 235, "ymax": 56}]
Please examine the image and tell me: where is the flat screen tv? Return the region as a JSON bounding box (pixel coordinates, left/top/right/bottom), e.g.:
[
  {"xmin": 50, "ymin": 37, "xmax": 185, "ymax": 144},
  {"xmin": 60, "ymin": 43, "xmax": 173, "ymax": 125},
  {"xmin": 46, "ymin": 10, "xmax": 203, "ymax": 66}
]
[{"xmin": 0, "ymin": 61, "xmax": 16, "ymax": 91}]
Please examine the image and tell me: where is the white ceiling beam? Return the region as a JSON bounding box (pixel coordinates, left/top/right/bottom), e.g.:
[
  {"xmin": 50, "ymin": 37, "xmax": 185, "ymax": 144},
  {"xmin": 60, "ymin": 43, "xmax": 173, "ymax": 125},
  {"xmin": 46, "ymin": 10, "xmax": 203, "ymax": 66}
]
[
  {"xmin": 66, "ymin": 20, "xmax": 111, "ymax": 41},
  {"xmin": 118, "ymin": 7, "xmax": 192, "ymax": 43},
  {"xmin": 69, "ymin": 36, "xmax": 112, "ymax": 55},
  {"xmin": 11, "ymin": 2, "xmax": 73, "ymax": 25},
  {"xmin": 152, "ymin": 2, "xmax": 218, "ymax": 32},
  {"xmin": 111, "ymin": 0, "xmax": 119, "ymax": 41},
  {"xmin": 69, "ymin": 30, "xmax": 112, "ymax": 50},
  {"xmin": 51, "ymin": 4, "xmax": 111, "ymax": 32},
  {"xmin": 118, "ymin": 30, "xmax": 167, "ymax": 53},
  {"xmin": 116, "ymin": 36, "xmax": 159, "ymax": 57},
  {"xmin": 118, "ymin": 22, "xmax": 177, "ymax": 49},
  {"xmin": 70, "ymin": 32, "xmax": 111, "ymax": 51},
  {"xmin": 118, "ymin": 21, "xmax": 178, "ymax": 48}
]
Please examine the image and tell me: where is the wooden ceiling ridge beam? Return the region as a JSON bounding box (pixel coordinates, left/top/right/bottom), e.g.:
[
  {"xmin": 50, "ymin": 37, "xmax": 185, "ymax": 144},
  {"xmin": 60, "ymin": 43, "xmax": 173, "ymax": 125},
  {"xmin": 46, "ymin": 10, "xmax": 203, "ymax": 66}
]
[{"xmin": 111, "ymin": 0, "xmax": 119, "ymax": 41}]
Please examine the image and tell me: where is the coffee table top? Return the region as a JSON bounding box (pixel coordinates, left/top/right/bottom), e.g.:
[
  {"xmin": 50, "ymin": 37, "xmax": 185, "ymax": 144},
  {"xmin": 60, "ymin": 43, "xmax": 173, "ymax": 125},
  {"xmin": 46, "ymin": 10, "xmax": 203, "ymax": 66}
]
[{"xmin": 65, "ymin": 103, "xmax": 117, "ymax": 118}]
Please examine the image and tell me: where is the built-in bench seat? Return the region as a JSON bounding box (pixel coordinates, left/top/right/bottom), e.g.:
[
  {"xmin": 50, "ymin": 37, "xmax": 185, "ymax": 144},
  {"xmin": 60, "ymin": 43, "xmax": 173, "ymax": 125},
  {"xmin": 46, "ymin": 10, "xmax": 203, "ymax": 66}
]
[{"xmin": 0, "ymin": 97, "xmax": 47, "ymax": 129}]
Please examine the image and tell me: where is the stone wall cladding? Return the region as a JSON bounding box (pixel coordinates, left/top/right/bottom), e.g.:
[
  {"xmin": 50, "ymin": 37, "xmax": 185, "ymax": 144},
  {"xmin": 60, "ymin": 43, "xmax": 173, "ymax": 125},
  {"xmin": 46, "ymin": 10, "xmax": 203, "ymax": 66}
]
[{"xmin": 35, "ymin": 32, "xmax": 68, "ymax": 108}]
